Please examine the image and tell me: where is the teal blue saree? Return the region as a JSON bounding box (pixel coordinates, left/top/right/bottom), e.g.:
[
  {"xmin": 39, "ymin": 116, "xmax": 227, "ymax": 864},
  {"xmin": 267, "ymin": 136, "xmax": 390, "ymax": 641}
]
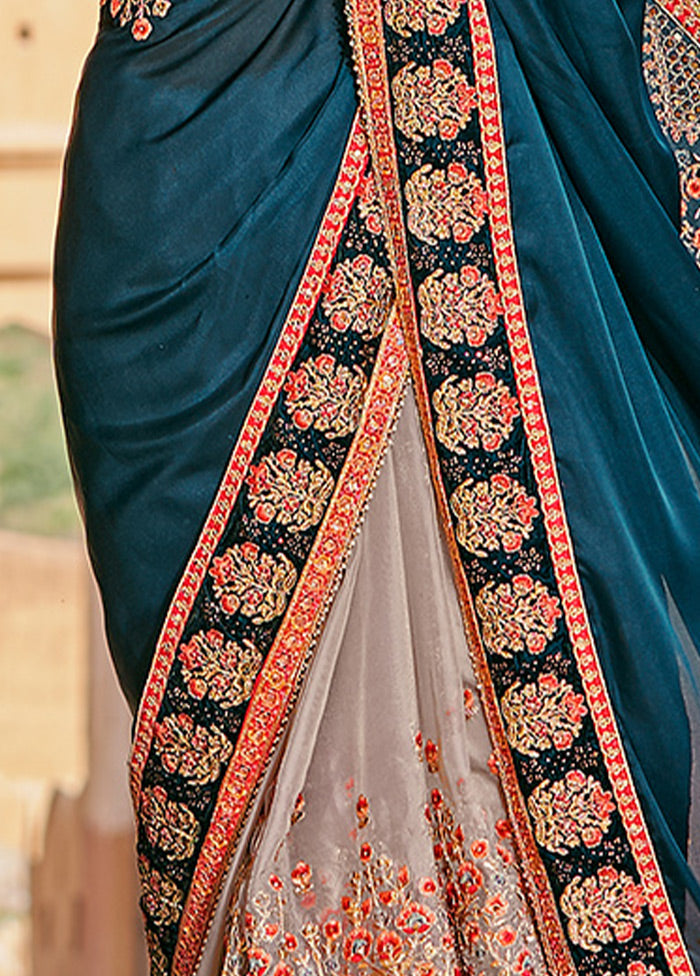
[{"xmin": 54, "ymin": 1, "xmax": 700, "ymax": 973}]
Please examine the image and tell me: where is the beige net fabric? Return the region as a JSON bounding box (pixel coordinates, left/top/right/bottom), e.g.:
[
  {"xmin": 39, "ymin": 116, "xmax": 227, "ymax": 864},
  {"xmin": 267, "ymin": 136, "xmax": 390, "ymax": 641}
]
[{"xmin": 207, "ymin": 390, "xmax": 546, "ymax": 976}]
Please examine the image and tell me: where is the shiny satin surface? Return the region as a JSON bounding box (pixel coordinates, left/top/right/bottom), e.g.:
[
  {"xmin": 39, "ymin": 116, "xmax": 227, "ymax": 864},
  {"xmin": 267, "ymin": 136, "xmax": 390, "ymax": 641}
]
[
  {"xmin": 489, "ymin": 0, "xmax": 700, "ymax": 933},
  {"xmin": 54, "ymin": 0, "xmax": 700, "ymax": 952},
  {"xmin": 54, "ymin": 0, "xmax": 357, "ymax": 708}
]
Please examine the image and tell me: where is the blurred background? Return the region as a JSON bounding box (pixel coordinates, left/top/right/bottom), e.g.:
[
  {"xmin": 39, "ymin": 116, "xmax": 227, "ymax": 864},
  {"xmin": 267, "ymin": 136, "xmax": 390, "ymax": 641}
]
[{"xmin": 1, "ymin": 3, "xmax": 147, "ymax": 973}]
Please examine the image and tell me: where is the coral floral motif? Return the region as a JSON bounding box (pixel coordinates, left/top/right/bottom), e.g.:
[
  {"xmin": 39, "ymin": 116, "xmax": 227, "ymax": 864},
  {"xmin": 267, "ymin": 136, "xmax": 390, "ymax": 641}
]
[
  {"xmin": 357, "ymin": 170, "xmax": 385, "ymax": 236},
  {"xmin": 246, "ymin": 450, "xmax": 335, "ymax": 533},
  {"xmin": 406, "ymin": 162, "xmax": 488, "ymax": 246},
  {"xmin": 526, "ymin": 770, "xmax": 616, "ymax": 855},
  {"xmin": 101, "ymin": 0, "xmax": 171, "ymax": 40},
  {"xmin": 153, "ymin": 712, "xmax": 233, "ymax": 785},
  {"xmin": 283, "ymin": 355, "xmax": 368, "ymax": 440},
  {"xmin": 433, "ymin": 372, "xmax": 519, "ymax": 455},
  {"xmin": 501, "ymin": 673, "xmax": 588, "ymax": 757},
  {"xmin": 209, "ymin": 542, "xmax": 297, "ymax": 623},
  {"xmin": 321, "ymin": 254, "xmax": 394, "ymax": 339},
  {"xmin": 450, "ymin": 473, "xmax": 538, "ymax": 557},
  {"xmin": 418, "ymin": 264, "xmax": 503, "ymax": 349},
  {"xmin": 392, "ymin": 59, "xmax": 477, "ymax": 141},
  {"xmin": 138, "ymin": 856, "xmax": 183, "ymax": 928},
  {"xmin": 560, "ymin": 866, "xmax": 646, "ymax": 952},
  {"xmin": 618, "ymin": 963, "xmax": 664, "ymax": 976},
  {"xmin": 140, "ymin": 785, "xmax": 200, "ymax": 861},
  {"xmin": 178, "ymin": 629, "xmax": 262, "ymax": 709},
  {"xmin": 474, "ymin": 574, "xmax": 561, "ymax": 659},
  {"xmin": 223, "ymin": 782, "xmax": 542, "ymax": 976},
  {"xmin": 383, "ymin": 0, "xmax": 467, "ymax": 38}
]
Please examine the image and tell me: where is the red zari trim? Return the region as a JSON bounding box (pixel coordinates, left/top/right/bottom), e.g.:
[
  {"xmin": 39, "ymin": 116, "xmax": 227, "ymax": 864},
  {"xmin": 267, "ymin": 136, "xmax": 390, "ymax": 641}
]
[
  {"xmin": 173, "ymin": 311, "xmax": 408, "ymax": 974},
  {"xmin": 470, "ymin": 4, "xmax": 694, "ymax": 974},
  {"xmin": 655, "ymin": 0, "xmax": 700, "ymax": 40},
  {"xmin": 130, "ymin": 114, "xmax": 369, "ymax": 800}
]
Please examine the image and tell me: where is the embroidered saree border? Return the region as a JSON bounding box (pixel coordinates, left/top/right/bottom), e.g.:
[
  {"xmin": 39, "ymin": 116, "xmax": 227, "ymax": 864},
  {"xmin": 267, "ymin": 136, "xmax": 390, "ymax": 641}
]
[
  {"xmin": 128, "ymin": 109, "xmax": 411, "ymax": 976},
  {"xmin": 130, "ymin": 114, "xmax": 367, "ymax": 798},
  {"xmin": 173, "ymin": 312, "xmax": 408, "ymax": 974},
  {"xmin": 344, "ymin": 4, "xmax": 572, "ymax": 973},
  {"xmin": 470, "ymin": 5, "xmax": 692, "ymax": 974},
  {"xmin": 346, "ymin": 0, "xmax": 693, "ymax": 973}
]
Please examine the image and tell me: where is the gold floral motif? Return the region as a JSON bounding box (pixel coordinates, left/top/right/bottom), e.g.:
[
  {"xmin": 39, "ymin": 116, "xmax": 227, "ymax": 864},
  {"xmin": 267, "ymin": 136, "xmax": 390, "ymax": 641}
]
[
  {"xmin": 475, "ymin": 573, "xmax": 561, "ymax": 658},
  {"xmin": 321, "ymin": 254, "xmax": 394, "ymax": 338},
  {"xmin": 450, "ymin": 473, "xmax": 538, "ymax": 556},
  {"xmin": 433, "ymin": 372, "xmax": 519, "ymax": 455},
  {"xmin": 501, "ymin": 673, "xmax": 588, "ymax": 757},
  {"xmin": 612, "ymin": 963, "xmax": 664, "ymax": 976},
  {"xmin": 178, "ymin": 629, "xmax": 262, "ymax": 709},
  {"xmin": 153, "ymin": 713, "xmax": 233, "ymax": 784},
  {"xmin": 223, "ymin": 780, "xmax": 542, "ymax": 976},
  {"xmin": 560, "ymin": 867, "xmax": 646, "ymax": 952},
  {"xmin": 392, "ymin": 60, "xmax": 476, "ymax": 141},
  {"xmin": 527, "ymin": 771, "xmax": 615, "ymax": 855},
  {"xmin": 405, "ymin": 163, "xmax": 488, "ymax": 245},
  {"xmin": 357, "ymin": 171, "xmax": 384, "ymax": 236},
  {"xmin": 140, "ymin": 785, "xmax": 200, "ymax": 861},
  {"xmin": 210, "ymin": 542, "xmax": 297, "ymax": 622},
  {"xmin": 101, "ymin": 0, "xmax": 171, "ymax": 41},
  {"xmin": 383, "ymin": 0, "xmax": 467, "ymax": 38},
  {"xmin": 246, "ymin": 450, "xmax": 334, "ymax": 532},
  {"xmin": 283, "ymin": 355, "xmax": 368, "ymax": 440},
  {"xmin": 138, "ymin": 856, "xmax": 183, "ymax": 928},
  {"xmin": 418, "ymin": 264, "xmax": 503, "ymax": 349}
]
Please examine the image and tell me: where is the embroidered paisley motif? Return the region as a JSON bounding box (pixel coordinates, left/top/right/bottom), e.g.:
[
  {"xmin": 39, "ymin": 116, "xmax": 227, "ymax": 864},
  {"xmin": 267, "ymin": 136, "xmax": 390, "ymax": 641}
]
[
  {"xmin": 283, "ymin": 355, "xmax": 368, "ymax": 440},
  {"xmin": 140, "ymin": 786, "xmax": 200, "ymax": 861},
  {"xmin": 475, "ymin": 574, "xmax": 561, "ymax": 658},
  {"xmin": 450, "ymin": 474, "xmax": 538, "ymax": 557},
  {"xmin": 209, "ymin": 542, "xmax": 297, "ymax": 622},
  {"xmin": 501, "ymin": 673, "xmax": 588, "ymax": 757},
  {"xmin": 153, "ymin": 713, "xmax": 233, "ymax": 785},
  {"xmin": 138, "ymin": 858, "xmax": 184, "ymax": 928},
  {"xmin": 392, "ymin": 60, "xmax": 476, "ymax": 141},
  {"xmin": 417, "ymin": 265, "xmax": 503, "ymax": 349},
  {"xmin": 246, "ymin": 450, "xmax": 335, "ymax": 532},
  {"xmin": 321, "ymin": 254, "xmax": 394, "ymax": 338},
  {"xmin": 527, "ymin": 771, "xmax": 615, "ymax": 855},
  {"xmin": 101, "ymin": 0, "xmax": 171, "ymax": 40},
  {"xmin": 433, "ymin": 373, "xmax": 519, "ymax": 455},
  {"xmin": 560, "ymin": 867, "xmax": 646, "ymax": 952},
  {"xmin": 405, "ymin": 163, "xmax": 488, "ymax": 245},
  {"xmin": 178, "ymin": 629, "xmax": 262, "ymax": 709},
  {"xmin": 383, "ymin": 0, "xmax": 468, "ymax": 38}
]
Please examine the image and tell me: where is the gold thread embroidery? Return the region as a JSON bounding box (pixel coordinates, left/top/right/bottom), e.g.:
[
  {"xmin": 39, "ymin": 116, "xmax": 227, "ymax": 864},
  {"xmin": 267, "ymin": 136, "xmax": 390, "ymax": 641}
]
[{"xmin": 209, "ymin": 543, "xmax": 298, "ymax": 622}]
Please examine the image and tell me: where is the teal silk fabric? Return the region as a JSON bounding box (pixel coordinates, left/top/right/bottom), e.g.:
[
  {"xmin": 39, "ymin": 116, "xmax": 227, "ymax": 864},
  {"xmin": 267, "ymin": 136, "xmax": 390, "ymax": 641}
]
[
  {"xmin": 54, "ymin": 0, "xmax": 700, "ymax": 955},
  {"xmin": 54, "ymin": 0, "xmax": 356, "ymax": 710}
]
